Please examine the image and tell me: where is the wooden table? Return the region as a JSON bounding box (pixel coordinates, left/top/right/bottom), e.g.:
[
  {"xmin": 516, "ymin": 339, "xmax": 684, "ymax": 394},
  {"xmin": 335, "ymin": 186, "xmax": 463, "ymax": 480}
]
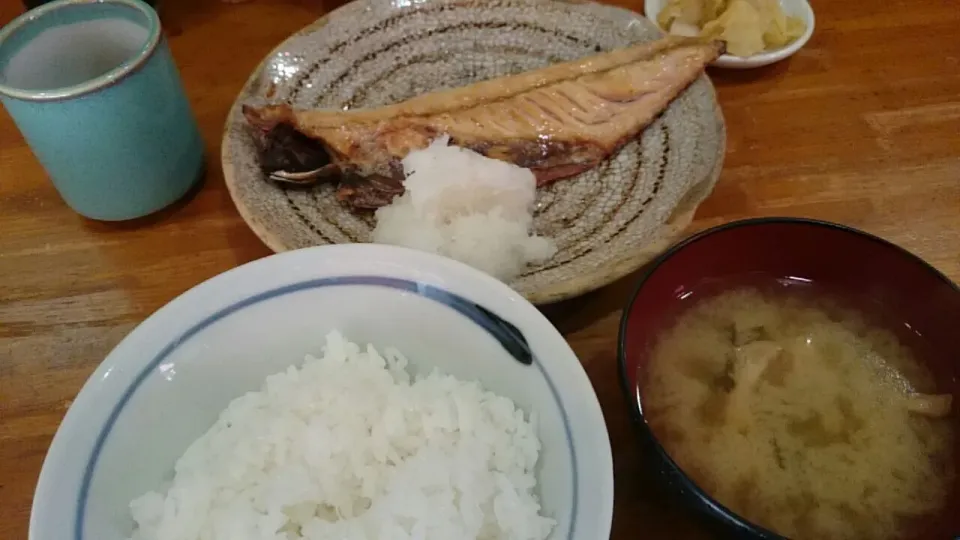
[{"xmin": 1, "ymin": 0, "xmax": 958, "ymax": 538}]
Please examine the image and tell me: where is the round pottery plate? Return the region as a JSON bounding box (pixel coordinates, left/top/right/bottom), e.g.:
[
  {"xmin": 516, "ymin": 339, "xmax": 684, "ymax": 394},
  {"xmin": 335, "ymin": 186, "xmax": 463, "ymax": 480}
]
[{"xmin": 222, "ymin": 0, "xmax": 726, "ymax": 305}]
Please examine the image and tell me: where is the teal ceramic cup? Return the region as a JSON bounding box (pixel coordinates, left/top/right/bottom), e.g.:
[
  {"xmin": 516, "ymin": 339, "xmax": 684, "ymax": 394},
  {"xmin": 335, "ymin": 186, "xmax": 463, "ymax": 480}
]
[{"xmin": 0, "ymin": 0, "xmax": 204, "ymax": 221}]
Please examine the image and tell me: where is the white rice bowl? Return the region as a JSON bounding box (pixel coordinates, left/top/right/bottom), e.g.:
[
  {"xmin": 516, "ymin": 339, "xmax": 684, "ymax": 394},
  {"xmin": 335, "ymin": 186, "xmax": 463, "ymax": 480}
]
[
  {"xmin": 29, "ymin": 244, "xmax": 613, "ymax": 540},
  {"xmin": 128, "ymin": 331, "xmax": 555, "ymax": 540}
]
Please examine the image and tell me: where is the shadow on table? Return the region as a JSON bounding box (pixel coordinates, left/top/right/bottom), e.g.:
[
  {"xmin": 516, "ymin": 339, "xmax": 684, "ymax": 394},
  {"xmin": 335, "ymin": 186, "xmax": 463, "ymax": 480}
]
[
  {"xmin": 560, "ymin": 272, "xmax": 720, "ymax": 540},
  {"xmin": 78, "ymin": 168, "xmax": 208, "ymax": 232},
  {"xmin": 539, "ymin": 260, "xmax": 651, "ymax": 335},
  {"xmin": 155, "ymin": 0, "xmax": 227, "ymax": 38},
  {"xmin": 78, "ymin": 146, "xmax": 272, "ymax": 269},
  {"xmin": 708, "ymin": 57, "xmax": 794, "ymax": 86},
  {"xmin": 156, "ymin": 0, "xmax": 339, "ymax": 37}
]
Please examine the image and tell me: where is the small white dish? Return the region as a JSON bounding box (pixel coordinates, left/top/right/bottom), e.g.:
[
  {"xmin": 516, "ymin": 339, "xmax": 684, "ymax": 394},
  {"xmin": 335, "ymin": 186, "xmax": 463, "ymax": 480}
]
[
  {"xmin": 644, "ymin": 0, "xmax": 815, "ymax": 69},
  {"xmin": 29, "ymin": 244, "xmax": 613, "ymax": 540}
]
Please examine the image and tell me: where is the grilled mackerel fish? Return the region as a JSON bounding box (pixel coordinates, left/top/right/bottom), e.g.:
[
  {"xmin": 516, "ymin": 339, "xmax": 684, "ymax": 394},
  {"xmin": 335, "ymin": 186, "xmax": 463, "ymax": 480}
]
[{"xmin": 244, "ymin": 36, "xmax": 724, "ymax": 209}]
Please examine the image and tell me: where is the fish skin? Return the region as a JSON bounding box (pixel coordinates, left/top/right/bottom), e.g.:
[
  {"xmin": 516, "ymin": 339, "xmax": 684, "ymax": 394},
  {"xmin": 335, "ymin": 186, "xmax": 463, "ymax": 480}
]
[{"xmin": 244, "ymin": 36, "xmax": 724, "ymax": 209}]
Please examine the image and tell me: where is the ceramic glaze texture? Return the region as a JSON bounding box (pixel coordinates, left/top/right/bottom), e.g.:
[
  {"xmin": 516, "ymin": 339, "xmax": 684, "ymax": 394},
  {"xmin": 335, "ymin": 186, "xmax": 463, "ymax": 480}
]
[
  {"xmin": 0, "ymin": 0, "xmax": 204, "ymax": 221},
  {"xmin": 222, "ymin": 0, "xmax": 726, "ymax": 304}
]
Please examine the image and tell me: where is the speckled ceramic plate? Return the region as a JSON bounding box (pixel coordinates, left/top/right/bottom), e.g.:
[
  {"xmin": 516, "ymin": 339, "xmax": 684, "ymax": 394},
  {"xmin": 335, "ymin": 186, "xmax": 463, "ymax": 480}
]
[{"xmin": 222, "ymin": 0, "xmax": 725, "ymax": 305}]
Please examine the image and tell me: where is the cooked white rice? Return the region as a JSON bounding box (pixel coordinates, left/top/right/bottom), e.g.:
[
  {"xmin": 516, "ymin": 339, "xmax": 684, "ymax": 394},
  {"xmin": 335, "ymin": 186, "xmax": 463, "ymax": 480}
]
[
  {"xmin": 129, "ymin": 331, "xmax": 555, "ymax": 540},
  {"xmin": 371, "ymin": 136, "xmax": 557, "ymax": 282}
]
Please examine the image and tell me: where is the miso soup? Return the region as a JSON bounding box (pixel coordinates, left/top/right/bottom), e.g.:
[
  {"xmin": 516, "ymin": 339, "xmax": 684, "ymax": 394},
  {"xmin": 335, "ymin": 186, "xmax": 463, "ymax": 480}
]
[{"xmin": 642, "ymin": 288, "xmax": 954, "ymax": 540}]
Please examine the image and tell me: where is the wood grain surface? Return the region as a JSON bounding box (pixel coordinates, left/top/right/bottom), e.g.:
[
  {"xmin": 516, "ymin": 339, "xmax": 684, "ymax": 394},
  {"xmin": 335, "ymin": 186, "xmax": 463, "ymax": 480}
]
[{"xmin": 1, "ymin": 0, "xmax": 958, "ymax": 538}]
